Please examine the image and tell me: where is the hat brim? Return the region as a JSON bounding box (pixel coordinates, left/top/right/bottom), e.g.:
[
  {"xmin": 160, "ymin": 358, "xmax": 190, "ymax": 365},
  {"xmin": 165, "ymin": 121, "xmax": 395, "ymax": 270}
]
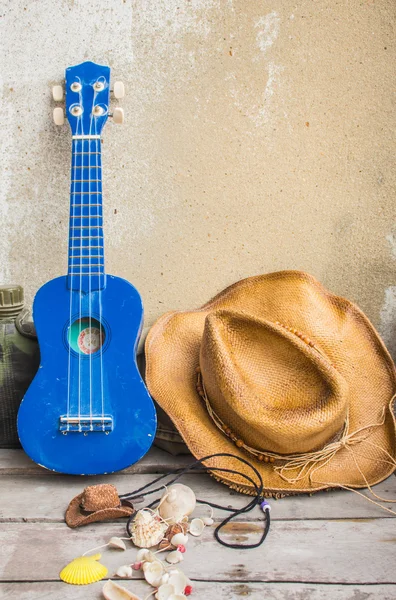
[
  {"xmin": 145, "ymin": 271, "xmax": 396, "ymax": 495},
  {"xmin": 65, "ymin": 492, "xmax": 134, "ymax": 528}
]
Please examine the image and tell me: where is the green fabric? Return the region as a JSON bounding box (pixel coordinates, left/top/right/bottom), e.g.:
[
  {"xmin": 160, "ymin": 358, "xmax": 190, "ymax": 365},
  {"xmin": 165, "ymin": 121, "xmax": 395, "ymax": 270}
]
[{"xmin": 0, "ymin": 314, "xmax": 39, "ymax": 448}]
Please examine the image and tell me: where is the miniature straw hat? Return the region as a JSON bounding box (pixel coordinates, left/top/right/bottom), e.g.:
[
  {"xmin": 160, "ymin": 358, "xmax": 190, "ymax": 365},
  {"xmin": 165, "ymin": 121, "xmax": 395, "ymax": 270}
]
[
  {"xmin": 65, "ymin": 484, "xmax": 134, "ymax": 528},
  {"xmin": 145, "ymin": 271, "xmax": 396, "ymax": 496}
]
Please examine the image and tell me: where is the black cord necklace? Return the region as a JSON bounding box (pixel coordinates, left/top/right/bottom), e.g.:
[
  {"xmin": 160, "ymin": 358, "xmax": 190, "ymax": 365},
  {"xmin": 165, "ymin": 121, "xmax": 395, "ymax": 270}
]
[{"xmin": 120, "ymin": 453, "xmax": 271, "ymax": 550}]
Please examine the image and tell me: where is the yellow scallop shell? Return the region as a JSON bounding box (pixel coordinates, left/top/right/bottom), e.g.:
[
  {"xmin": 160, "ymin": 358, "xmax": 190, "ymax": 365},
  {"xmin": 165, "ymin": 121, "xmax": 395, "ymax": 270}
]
[{"xmin": 60, "ymin": 553, "xmax": 108, "ymax": 585}]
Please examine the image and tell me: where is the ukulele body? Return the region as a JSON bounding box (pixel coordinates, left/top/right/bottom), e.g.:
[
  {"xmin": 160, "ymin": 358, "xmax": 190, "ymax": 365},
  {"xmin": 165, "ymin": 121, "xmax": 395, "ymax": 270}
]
[{"xmin": 17, "ymin": 274, "xmax": 157, "ymax": 475}]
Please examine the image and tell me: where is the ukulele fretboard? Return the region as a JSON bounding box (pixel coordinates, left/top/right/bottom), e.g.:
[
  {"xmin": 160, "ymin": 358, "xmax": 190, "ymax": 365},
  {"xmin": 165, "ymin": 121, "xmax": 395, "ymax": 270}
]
[{"xmin": 67, "ymin": 139, "xmax": 105, "ymax": 291}]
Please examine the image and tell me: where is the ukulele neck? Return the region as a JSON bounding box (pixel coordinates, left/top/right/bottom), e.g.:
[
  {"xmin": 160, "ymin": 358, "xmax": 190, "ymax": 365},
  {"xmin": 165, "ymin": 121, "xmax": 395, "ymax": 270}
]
[{"xmin": 67, "ymin": 137, "xmax": 105, "ymax": 292}]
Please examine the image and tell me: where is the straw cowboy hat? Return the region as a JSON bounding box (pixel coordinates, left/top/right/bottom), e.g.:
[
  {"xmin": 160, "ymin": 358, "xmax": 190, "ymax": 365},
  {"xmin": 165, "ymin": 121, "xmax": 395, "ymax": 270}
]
[
  {"xmin": 145, "ymin": 271, "xmax": 396, "ymax": 496},
  {"xmin": 65, "ymin": 484, "xmax": 134, "ymax": 528}
]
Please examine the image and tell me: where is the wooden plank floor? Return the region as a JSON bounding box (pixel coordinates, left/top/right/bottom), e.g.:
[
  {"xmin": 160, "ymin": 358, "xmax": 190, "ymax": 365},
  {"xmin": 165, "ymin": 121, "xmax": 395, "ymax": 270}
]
[{"xmin": 0, "ymin": 448, "xmax": 395, "ymax": 599}]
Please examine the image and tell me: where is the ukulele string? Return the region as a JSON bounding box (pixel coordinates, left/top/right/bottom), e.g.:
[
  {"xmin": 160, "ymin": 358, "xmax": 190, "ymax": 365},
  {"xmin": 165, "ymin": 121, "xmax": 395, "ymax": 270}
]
[
  {"xmin": 67, "ymin": 109, "xmax": 79, "ymax": 428},
  {"xmin": 78, "ymin": 107, "xmax": 84, "ymax": 432},
  {"xmin": 88, "ymin": 99, "xmax": 95, "ymax": 429},
  {"xmin": 68, "ymin": 90, "xmax": 83, "ymax": 429},
  {"xmin": 94, "ymin": 114, "xmax": 105, "ymax": 429}
]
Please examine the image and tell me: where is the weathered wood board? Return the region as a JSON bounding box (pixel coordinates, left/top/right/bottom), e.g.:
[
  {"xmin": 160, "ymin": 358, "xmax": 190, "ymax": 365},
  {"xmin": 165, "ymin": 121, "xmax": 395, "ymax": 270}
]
[
  {"xmin": 1, "ymin": 520, "xmax": 395, "ymax": 584},
  {"xmin": 1, "ymin": 581, "xmax": 396, "ymax": 600},
  {"xmin": 0, "ymin": 474, "xmax": 395, "ymax": 522},
  {"xmin": 0, "ymin": 447, "xmax": 192, "ymax": 475}
]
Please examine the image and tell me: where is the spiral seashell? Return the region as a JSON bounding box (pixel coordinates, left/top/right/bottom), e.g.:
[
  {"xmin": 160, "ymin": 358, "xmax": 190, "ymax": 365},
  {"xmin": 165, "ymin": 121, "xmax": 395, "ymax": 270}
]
[
  {"xmin": 158, "ymin": 522, "xmax": 188, "ymax": 551},
  {"xmin": 131, "ymin": 510, "xmax": 168, "ymax": 548}
]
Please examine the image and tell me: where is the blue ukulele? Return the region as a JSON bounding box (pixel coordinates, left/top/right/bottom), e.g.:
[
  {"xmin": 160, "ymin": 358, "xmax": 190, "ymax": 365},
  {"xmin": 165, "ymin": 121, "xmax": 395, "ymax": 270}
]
[{"xmin": 17, "ymin": 61, "xmax": 157, "ymax": 474}]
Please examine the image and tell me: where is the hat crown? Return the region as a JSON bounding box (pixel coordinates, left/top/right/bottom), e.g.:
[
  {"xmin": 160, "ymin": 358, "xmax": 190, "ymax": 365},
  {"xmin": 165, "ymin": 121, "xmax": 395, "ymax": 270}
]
[
  {"xmin": 81, "ymin": 484, "xmax": 121, "ymax": 512},
  {"xmin": 200, "ymin": 310, "xmax": 349, "ymax": 455}
]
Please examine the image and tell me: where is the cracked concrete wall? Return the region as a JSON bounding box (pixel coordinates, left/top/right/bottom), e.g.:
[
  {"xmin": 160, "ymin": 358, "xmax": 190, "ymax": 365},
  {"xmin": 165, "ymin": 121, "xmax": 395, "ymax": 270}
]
[{"xmin": 1, "ymin": 1, "xmax": 395, "ymax": 355}]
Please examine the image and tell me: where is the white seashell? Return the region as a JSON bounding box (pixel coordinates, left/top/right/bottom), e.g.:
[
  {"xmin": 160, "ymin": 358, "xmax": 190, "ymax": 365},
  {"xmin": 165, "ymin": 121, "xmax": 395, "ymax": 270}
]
[
  {"xmin": 136, "ymin": 549, "xmax": 151, "ymax": 562},
  {"xmin": 168, "ymin": 595, "xmax": 187, "ymax": 600},
  {"xmin": 115, "ymin": 565, "xmax": 133, "ymax": 578},
  {"xmin": 189, "ymin": 518, "xmax": 205, "ymax": 537},
  {"xmin": 155, "ymin": 583, "xmax": 175, "ymax": 600},
  {"xmin": 131, "ymin": 510, "xmax": 168, "ymax": 548},
  {"xmin": 170, "ymin": 533, "xmax": 189, "ymax": 547},
  {"xmin": 109, "ymin": 537, "xmax": 127, "ymax": 551},
  {"xmin": 102, "ymin": 579, "xmax": 142, "ymax": 599},
  {"xmin": 158, "ymin": 484, "xmax": 196, "ymax": 524},
  {"xmin": 202, "ymin": 517, "xmax": 214, "ymax": 526},
  {"xmin": 168, "ymin": 572, "xmax": 187, "ymax": 595},
  {"xmin": 143, "ymin": 560, "xmax": 165, "ymax": 587},
  {"xmin": 161, "ymin": 573, "xmax": 170, "ymax": 585},
  {"xmin": 166, "ymin": 550, "xmax": 184, "ymax": 565}
]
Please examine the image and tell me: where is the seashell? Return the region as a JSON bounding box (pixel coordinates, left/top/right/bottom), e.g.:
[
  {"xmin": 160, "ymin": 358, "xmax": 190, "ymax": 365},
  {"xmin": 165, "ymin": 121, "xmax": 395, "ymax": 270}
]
[
  {"xmin": 189, "ymin": 518, "xmax": 205, "ymax": 537},
  {"xmin": 155, "ymin": 583, "xmax": 175, "ymax": 600},
  {"xmin": 158, "ymin": 523, "xmax": 188, "ymax": 550},
  {"xmin": 116, "ymin": 565, "xmax": 133, "ymax": 578},
  {"xmin": 102, "ymin": 579, "xmax": 142, "ymax": 599},
  {"xmin": 60, "ymin": 553, "xmax": 108, "ymax": 585},
  {"xmin": 168, "ymin": 572, "xmax": 187, "ymax": 595},
  {"xmin": 166, "ymin": 550, "xmax": 184, "ymax": 564},
  {"xmin": 158, "ymin": 484, "xmax": 196, "ymax": 524},
  {"xmin": 202, "ymin": 517, "xmax": 214, "ymax": 526},
  {"xmin": 170, "ymin": 533, "xmax": 188, "ymax": 547},
  {"xmin": 143, "ymin": 560, "xmax": 165, "ymax": 587},
  {"xmin": 131, "ymin": 510, "xmax": 168, "ymax": 548},
  {"xmin": 161, "ymin": 573, "xmax": 170, "ymax": 585},
  {"xmin": 136, "ymin": 548, "xmax": 154, "ymax": 562},
  {"xmin": 158, "ymin": 538, "xmax": 173, "ymax": 551},
  {"xmin": 109, "ymin": 537, "xmax": 127, "ymax": 551}
]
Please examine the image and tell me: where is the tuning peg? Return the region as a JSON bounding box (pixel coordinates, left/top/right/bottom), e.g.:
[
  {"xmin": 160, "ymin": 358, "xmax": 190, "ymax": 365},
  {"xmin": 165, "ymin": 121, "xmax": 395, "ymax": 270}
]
[
  {"xmin": 113, "ymin": 81, "xmax": 125, "ymax": 99},
  {"xmin": 53, "ymin": 107, "xmax": 65, "ymax": 126},
  {"xmin": 52, "ymin": 85, "xmax": 63, "ymax": 101},
  {"xmin": 112, "ymin": 107, "xmax": 124, "ymax": 124}
]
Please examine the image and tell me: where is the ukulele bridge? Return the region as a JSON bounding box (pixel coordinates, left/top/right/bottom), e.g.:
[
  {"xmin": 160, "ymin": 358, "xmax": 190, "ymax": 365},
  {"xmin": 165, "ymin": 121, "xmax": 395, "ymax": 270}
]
[{"xmin": 59, "ymin": 415, "xmax": 113, "ymax": 433}]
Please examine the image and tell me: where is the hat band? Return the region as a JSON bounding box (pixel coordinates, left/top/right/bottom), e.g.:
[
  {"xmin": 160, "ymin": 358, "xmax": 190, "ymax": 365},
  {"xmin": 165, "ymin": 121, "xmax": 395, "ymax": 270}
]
[
  {"xmin": 195, "ymin": 369, "xmax": 323, "ymax": 463},
  {"xmin": 196, "ymin": 370, "xmax": 391, "ymax": 486}
]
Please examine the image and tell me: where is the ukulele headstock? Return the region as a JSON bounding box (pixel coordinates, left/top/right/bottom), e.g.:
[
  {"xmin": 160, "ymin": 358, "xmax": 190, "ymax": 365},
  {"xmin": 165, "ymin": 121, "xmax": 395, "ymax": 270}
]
[{"xmin": 52, "ymin": 61, "xmax": 125, "ymax": 132}]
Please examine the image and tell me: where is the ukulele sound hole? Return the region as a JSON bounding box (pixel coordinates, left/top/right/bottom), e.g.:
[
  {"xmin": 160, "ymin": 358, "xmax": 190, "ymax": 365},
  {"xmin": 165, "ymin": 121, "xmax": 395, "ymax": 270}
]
[{"xmin": 68, "ymin": 317, "xmax": 105, "ymax": 355}]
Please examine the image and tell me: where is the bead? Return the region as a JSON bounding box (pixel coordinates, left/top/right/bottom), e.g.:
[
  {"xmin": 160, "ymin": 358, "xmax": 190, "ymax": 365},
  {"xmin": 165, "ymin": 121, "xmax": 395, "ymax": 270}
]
[
  {"xmin": 132, "ymin": 562, "xmax": 142, "ymax": 570},
  {"xmin": 264, "ymin": 456, "xmax": 270, "ymax": 463},
  {"xmin": 177, "ymin": 544, "xmax": 186, "ymax": 553},
  {"xmin": 258, "ymin": 454, "xmax": 264, "ymax": 462},
  {"xmin": 269, "ymin": 457, "xmax": 275, "ymax": 463},
  {"xmin": 195, "ymin": 366, "xmax": 201, "ymax": 373},
  {"xmin": 224, "ymin": 427, "xmax": 232, "ymax": 435},
  {"xmin": 184, "ymin": 585, "xmax": 193, "ymax": 596},
  {"xmin": 236, "ymin": 439, "xmax": 244, "ymax": 448}
]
